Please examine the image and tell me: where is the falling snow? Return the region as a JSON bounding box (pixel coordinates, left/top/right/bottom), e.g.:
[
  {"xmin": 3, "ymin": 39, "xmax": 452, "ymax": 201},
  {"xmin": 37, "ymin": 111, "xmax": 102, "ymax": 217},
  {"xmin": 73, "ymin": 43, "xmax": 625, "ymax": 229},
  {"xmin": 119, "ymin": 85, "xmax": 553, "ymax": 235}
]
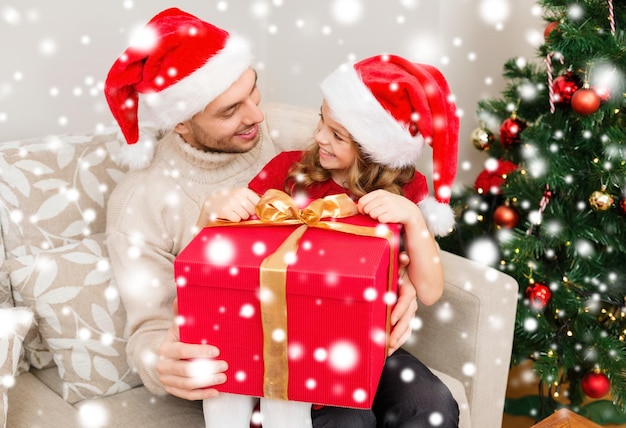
[
  {"xmin": 77, "ymin": 402, "xmax": 109, "ymax": 428},
  {"xmin": 206, "ymin": 236, "xmax": 236, "ymax": 265},
  {"xmin": 2, "ymin": 0, "xmax": 544, "ymax": 188},
  {"xmin": 1, "ymin": 0, "xmax": 547, "ymax": 424},
  {"xmin": 466, "ymin": 237, "xmax": 500, "ymax": 266},
  {"xmin": 239, "ymin": 303, "xmax": 255, "ymax": 318},
  {"xmin": 328, "ymin": 340, "xmax": 359, "ymax": 372}
]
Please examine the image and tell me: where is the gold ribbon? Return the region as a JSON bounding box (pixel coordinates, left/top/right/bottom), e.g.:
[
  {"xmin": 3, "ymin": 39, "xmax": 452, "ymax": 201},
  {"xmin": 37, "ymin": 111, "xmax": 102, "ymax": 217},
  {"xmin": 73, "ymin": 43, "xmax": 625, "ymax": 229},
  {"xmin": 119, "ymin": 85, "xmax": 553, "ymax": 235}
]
[
  {"xmin": 208, "ymin": 189, "xmax": 396, "ymax": 400},
  {"xmin": 255, "ymin": 189, "xmax": 359, "ymax": 225}
]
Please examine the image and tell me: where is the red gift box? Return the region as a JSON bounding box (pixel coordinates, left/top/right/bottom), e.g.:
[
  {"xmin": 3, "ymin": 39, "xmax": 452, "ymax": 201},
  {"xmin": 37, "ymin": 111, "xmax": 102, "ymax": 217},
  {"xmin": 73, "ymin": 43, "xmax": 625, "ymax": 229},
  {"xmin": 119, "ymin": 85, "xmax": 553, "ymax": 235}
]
[{"xmin": 174, "ymin": 213, "xmax": 400, "ymax": 409}]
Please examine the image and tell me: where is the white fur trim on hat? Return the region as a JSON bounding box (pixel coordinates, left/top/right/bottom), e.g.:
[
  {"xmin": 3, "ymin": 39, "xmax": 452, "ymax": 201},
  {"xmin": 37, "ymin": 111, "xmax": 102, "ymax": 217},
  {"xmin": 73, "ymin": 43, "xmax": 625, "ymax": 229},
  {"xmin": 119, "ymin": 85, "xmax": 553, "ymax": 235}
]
[
  {"xmin": 418, "ymin": 196, "xmax": 455, "ymax": 237},
  {"xmin": 116, "ymin": 130, "xmax": 155, "ymax": 170},
  {"xmin": 321, "ymin": 63, "xmax": 425, "ymax": 169},
  {"xmin": 140, "ymin": 34, "xmax": 252, "ymax": 131}
]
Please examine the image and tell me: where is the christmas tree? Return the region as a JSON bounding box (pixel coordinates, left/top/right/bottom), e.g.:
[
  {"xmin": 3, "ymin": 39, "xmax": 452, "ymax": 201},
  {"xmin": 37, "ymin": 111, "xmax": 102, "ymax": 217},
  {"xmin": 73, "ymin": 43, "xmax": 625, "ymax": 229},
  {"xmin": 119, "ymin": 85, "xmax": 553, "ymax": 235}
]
[{"xmin": 438, "ymin": 0, "xmax": 626, "ymax": 423}]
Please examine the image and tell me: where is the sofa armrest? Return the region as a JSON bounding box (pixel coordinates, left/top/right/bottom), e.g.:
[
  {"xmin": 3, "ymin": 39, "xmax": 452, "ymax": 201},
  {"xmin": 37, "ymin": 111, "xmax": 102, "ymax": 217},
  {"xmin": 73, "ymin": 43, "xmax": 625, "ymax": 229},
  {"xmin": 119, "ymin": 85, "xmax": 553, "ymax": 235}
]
[{"xmin": 402, "ymin": 250, "xmax": 518, "ymax": 428}]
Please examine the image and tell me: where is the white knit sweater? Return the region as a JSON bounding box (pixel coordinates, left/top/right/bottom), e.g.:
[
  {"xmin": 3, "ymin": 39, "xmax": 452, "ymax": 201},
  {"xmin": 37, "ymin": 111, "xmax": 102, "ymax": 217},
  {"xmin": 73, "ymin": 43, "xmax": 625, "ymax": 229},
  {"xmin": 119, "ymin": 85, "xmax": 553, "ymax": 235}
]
[{"xmin": 106, "ymin": 103, "xmax": 318, "ymax": 394}]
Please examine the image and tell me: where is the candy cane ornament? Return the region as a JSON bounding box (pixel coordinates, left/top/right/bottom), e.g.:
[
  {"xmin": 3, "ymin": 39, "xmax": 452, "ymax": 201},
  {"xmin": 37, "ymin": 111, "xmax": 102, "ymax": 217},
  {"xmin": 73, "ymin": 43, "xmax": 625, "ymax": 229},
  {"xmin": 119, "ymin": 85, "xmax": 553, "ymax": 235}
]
[
  {"xmin": 545, "ymin": 52, "xmax": 565, "ymax": 114},
  {"xmin": 608, "ymin": 0, "xmax": 615, "ymax": 36},
  {"xmin": 526, "ymin": 184, "xmax": 553, "ymax": 235}
]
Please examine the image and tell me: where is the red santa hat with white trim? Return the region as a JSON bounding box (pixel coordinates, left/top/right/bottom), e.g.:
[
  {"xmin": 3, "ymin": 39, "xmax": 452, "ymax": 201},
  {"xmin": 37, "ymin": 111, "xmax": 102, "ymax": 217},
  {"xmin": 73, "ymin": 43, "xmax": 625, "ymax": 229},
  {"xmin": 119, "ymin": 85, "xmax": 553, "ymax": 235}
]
[
  {"xmin": 320, "ymin": 54, "xmax": 459, "ymax": 236},
  {"xmin": 104, "ymin": 8, "xmax": 252, "ymax": 169}
]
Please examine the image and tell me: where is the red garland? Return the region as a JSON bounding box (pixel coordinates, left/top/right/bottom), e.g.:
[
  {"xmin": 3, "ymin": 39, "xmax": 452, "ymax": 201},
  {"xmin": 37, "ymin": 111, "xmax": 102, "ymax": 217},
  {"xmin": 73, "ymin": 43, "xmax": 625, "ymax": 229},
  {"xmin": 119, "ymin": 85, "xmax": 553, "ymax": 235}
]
[{"xmin": 473, "ymin": 160, "xmax": 518, "ymax": 195}]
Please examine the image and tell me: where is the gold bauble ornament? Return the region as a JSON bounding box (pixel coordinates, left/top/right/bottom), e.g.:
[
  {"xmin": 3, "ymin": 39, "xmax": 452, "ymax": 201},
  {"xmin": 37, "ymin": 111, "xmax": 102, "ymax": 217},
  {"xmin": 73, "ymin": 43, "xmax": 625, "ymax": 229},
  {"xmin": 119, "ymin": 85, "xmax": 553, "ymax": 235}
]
[
  {"xmin": 589, "ymin": 187, "xmax": 614, "ymax": 211},
  {"xmin": 470, "ymin": 126, "xmax": 494, "ymax": 151}
]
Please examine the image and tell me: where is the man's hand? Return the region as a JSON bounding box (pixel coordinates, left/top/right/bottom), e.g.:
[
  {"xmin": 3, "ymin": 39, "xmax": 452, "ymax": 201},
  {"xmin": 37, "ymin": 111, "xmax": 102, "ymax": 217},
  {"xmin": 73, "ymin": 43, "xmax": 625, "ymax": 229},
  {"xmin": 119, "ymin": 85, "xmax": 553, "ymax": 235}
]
[
  {"xmin": 387, "ymin": 252, "xmax": 418, "ymax": 355},
  {"xmin": 157, "ymin": 300, "xmax": 229, "ymax": 400}
]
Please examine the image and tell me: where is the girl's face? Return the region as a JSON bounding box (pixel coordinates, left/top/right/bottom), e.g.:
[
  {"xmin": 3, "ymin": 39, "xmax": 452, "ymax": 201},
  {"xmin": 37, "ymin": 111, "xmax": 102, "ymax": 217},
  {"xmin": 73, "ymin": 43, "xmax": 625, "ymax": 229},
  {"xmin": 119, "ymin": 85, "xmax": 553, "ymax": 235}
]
[{"xmin": 315, "ymin": 100, "xmax": 357, "ymax": 186}]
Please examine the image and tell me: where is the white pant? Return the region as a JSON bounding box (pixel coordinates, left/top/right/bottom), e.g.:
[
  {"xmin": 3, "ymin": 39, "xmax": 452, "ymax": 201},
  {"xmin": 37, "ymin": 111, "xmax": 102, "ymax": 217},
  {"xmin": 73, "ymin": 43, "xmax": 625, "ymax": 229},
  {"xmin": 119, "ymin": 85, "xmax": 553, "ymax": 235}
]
[{"xmin": 203, "ymin": 393, "xmax": 312, "ymax": 428}]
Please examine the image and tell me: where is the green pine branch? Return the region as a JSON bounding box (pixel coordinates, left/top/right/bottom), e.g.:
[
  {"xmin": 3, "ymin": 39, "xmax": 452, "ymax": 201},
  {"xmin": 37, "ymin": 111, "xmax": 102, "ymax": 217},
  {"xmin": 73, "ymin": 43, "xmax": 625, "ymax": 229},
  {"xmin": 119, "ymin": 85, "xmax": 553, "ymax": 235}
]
[{"xmin": 439, "ymin": 0, "xmax": 626, "ymax": 419}]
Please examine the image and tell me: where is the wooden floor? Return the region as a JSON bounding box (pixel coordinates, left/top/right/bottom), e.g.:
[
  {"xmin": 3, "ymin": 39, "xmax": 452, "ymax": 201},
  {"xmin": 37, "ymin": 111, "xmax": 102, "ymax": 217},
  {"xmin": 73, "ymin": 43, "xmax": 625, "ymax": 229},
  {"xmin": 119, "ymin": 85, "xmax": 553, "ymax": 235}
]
[
  {"xmin": 502, "ymin": 361, "xmax": 547, "ymax": 428},
  {"xmin": 502, "ymin": 412, "xmax": 626, "ymax": 428},
  {"xmin": 502, "ymin": 362, "xmax": 626, "ymax": 428},
  {"xmin": 503, "ymin": 413, "xmax": 537, "ymax": 428}
]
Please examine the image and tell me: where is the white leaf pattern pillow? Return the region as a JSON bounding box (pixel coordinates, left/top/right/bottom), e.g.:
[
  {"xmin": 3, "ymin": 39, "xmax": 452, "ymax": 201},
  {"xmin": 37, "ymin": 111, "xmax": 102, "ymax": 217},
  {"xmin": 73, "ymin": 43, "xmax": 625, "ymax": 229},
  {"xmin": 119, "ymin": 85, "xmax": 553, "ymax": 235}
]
[
  {"xmin": 6, "ymin": 234, "xmax": 142, "ymax": 403},
  {"xmin": 0, "ymin": 126, "xmax": 159, "ymax": 365},
  {"xmin": 0, "ymin": 307, "xmax": 33, "ymax": 428},
  {"xmin": 0, "ymin": 132, "xmax": 125, "ymax": 256}
]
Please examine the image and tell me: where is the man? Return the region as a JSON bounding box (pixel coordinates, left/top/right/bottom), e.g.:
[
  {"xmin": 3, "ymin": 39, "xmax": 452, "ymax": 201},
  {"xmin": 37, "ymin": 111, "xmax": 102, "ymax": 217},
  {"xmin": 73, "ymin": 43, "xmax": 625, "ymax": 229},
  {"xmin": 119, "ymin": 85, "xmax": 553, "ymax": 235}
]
[{"xmin": 104, "ymin": 7, "xmax": 458, "ymax": 427}]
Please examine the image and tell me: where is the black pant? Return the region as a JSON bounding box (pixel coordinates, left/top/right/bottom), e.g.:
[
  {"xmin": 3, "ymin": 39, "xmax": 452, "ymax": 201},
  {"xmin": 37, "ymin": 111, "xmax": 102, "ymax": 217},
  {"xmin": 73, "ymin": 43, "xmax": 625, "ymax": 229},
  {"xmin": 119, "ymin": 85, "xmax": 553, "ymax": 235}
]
[{"xmin": 311, "ymin": 349, "xmax": 459, "ymax": 428}]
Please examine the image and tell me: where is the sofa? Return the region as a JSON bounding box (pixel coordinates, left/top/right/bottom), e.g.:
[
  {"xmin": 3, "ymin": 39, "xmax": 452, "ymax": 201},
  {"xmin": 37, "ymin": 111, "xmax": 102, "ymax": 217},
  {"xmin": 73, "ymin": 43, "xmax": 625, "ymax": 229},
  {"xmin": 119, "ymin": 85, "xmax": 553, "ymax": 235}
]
[{"xmin": 0, "ymin": 118, "xmax": 519, "ymax": 428}]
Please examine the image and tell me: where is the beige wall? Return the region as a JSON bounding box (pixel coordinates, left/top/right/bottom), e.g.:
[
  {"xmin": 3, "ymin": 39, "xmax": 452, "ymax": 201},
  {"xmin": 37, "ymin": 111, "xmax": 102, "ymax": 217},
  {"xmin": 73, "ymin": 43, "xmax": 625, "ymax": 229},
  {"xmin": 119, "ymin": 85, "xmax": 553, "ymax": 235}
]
[{"xmin": 0, "ymin": 0, "xmax": 543, "ymax": 186}]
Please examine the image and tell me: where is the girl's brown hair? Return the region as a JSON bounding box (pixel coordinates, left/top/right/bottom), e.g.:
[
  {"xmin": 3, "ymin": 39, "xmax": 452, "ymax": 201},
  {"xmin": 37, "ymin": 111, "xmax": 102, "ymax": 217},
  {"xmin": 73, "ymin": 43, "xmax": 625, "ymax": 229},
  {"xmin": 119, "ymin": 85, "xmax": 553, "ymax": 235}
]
[{"xmin": 285, "ymin": 140, "xmax": 415, "ymax": 199}]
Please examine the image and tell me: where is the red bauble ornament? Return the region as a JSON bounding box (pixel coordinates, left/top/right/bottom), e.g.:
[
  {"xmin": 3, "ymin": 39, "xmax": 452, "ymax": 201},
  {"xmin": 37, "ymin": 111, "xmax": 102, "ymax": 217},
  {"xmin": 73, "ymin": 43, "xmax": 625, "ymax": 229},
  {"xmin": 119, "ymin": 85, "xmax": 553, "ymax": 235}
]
[
  {"xmin": 552, "ymin": 72, "xmax": 580, "ymax": 105},
  {"xmin": 544, "ymin": 21, "xmax": 559, "ymax": 40},
  {"xmin": 618, "ymin": 196, "xmax": 626, "ymax": 216},
  {"xmin": 572, "ymin": 88, "xmax": 601, "ymax": 115},
  {"xmin": 525, "ymin": 283, "xmax": 551, "ymax": 309},
  {"xmin": 499, "ymin": 116, "xmax": 527, "ymax": 147},
  {"xmin": 494, "ymin": 205, "xmax": 519, "ymax": 229},
  {"xmin": 581, "ymin": 371, "xmax": 610, "ymax": 399}
]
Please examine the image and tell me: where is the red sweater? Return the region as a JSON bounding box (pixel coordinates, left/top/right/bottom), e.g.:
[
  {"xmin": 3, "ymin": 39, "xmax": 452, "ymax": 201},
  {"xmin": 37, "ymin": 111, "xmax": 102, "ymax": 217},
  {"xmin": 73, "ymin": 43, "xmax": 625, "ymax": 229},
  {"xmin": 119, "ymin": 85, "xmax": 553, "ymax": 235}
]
[{"xmin": 249, "ymin": 151, "xmax": 429, "ymax": 204}]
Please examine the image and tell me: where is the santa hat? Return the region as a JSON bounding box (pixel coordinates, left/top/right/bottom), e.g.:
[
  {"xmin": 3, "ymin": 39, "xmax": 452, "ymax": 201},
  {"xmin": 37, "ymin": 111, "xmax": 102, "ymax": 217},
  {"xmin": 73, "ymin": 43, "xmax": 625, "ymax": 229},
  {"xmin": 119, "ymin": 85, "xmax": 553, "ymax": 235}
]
[
  {"xmin": 104, "ymin": 8, "xmax": 252, "ymax": 169},
  {"xmin": 320, "ymin": 54, "xmax": 459, "ymax": 236}
]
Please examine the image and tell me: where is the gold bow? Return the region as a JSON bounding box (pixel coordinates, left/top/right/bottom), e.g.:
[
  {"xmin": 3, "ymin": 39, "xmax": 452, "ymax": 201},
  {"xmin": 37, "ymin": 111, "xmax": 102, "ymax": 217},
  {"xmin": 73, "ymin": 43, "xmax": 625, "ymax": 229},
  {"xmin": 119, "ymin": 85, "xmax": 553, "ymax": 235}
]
[{"xmin": 255, "ymin": 188, "xmax": 359, "ymax": 225}]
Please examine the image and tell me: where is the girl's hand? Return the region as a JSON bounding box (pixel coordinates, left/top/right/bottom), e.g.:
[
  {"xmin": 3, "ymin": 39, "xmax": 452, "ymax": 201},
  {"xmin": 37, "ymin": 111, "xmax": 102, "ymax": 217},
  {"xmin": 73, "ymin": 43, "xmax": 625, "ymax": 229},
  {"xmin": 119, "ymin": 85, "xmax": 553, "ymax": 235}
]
[
  {"xmin": 196, "ymin": 187, "xmax": 260, "ymax": 229},
  {"xmin": 387, "ymin": 252, "xmax": 418, "ymax": 354},
  {"xmin": 357, "ymin": 190, "xmax": 419, "ymax": 225}
]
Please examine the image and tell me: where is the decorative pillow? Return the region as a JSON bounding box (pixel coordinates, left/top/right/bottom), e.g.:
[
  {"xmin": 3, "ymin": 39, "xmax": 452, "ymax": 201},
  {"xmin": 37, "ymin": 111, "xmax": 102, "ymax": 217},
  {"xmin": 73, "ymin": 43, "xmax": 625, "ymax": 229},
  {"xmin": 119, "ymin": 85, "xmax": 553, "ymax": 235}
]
[
  {"xmin": 0, "ymin": 128, "xmax": 131, "ymax": 312},
  {"xmin": 0, "ymin": 307, "xmax": 34, "ymax": 428},
  {"xmin": 6, "ymin": 234, "xmax": 142, "ymax": 403},
  {"xmin": 0, "ymin": 125, "xmax": 159, "ymax": 373},
  {"xmin": 0, "ymin": 273, "xmax": 13, "ymax": 310},
  {"xmin": 0, "ymin": 129, "xmax": 130, "ymax": 256}
]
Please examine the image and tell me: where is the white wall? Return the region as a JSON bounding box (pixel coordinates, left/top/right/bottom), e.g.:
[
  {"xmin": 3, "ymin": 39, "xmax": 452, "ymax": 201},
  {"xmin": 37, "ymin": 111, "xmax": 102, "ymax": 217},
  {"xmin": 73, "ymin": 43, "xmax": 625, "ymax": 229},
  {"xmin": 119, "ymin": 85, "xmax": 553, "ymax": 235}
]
[{"xmin": 0, "ymin": 0, "xmax": 543, "ymax": 186}]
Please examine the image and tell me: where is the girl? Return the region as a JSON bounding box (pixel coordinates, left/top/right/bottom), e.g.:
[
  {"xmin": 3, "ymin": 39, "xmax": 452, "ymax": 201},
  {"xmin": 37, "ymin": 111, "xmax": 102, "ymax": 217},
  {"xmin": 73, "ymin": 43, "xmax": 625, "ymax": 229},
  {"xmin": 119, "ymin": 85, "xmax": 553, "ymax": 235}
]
[{"xmin": 200, "ymin": 54, "xmax": 460, "ymax": 428}]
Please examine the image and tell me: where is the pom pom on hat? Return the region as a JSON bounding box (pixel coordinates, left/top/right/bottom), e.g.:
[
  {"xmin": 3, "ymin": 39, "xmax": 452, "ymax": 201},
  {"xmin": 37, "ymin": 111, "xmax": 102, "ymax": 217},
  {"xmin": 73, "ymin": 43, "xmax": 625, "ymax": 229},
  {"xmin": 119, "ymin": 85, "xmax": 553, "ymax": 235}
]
[
  {"xmin": 320, "ymin": 54, "xmax": 459, "ymax": 235},
  {"xmin": 104, "ymin": 8, "xmax": 252, "ymax": 168},
  {"xmin": 116, "ymin": 133, "xmax": 155, "ymax": 170},
  {"xmin": 418, "ymin": 196, "xmax": 456, "ymax": 237}
]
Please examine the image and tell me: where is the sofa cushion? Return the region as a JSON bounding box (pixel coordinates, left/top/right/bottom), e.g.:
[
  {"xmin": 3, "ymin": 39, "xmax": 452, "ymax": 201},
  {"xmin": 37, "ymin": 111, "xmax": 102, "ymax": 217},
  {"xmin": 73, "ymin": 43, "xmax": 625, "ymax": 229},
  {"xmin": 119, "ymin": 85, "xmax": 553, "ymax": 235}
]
[
  {"xmin": 8, "ymin": 373, "xmax": 204, "ymax": 428},
  {"xmin": 0, "ymin": 307, "xmax": 33, "ymax": 428},
  {"xmin": 75, "ymin": 385, "xmax": 204, "ymax": 428},
  {"xmin": 6, "ymin": 234, "xmax": 141, "ymax": 403},
  {"xmin": 0, "ymin": 129, "xmax": 131, "ymax": 257},
  {"xmin": 0, "ymin": 128, "xmax": 133, "ymax": 311},
  {"xmin": 7, "ymin": 372, "xmax": 78, "ymax": 428}
]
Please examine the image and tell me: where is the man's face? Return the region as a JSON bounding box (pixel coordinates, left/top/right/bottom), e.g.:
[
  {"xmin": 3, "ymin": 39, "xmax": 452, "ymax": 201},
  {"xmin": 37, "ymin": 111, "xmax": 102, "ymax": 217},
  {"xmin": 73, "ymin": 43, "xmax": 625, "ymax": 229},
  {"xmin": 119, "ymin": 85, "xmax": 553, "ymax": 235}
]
[{"xmin": 174, "ymin": 68, "xmax": 264, "ymax": 153}]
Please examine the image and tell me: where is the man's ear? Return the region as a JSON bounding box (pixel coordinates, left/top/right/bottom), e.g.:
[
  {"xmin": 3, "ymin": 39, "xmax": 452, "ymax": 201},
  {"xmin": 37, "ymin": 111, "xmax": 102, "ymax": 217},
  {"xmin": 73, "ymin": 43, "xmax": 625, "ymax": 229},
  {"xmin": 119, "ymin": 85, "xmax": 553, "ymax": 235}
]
[{"xmin": 174, "ymin": 121, "xmax": 190, "ymax": 135}]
